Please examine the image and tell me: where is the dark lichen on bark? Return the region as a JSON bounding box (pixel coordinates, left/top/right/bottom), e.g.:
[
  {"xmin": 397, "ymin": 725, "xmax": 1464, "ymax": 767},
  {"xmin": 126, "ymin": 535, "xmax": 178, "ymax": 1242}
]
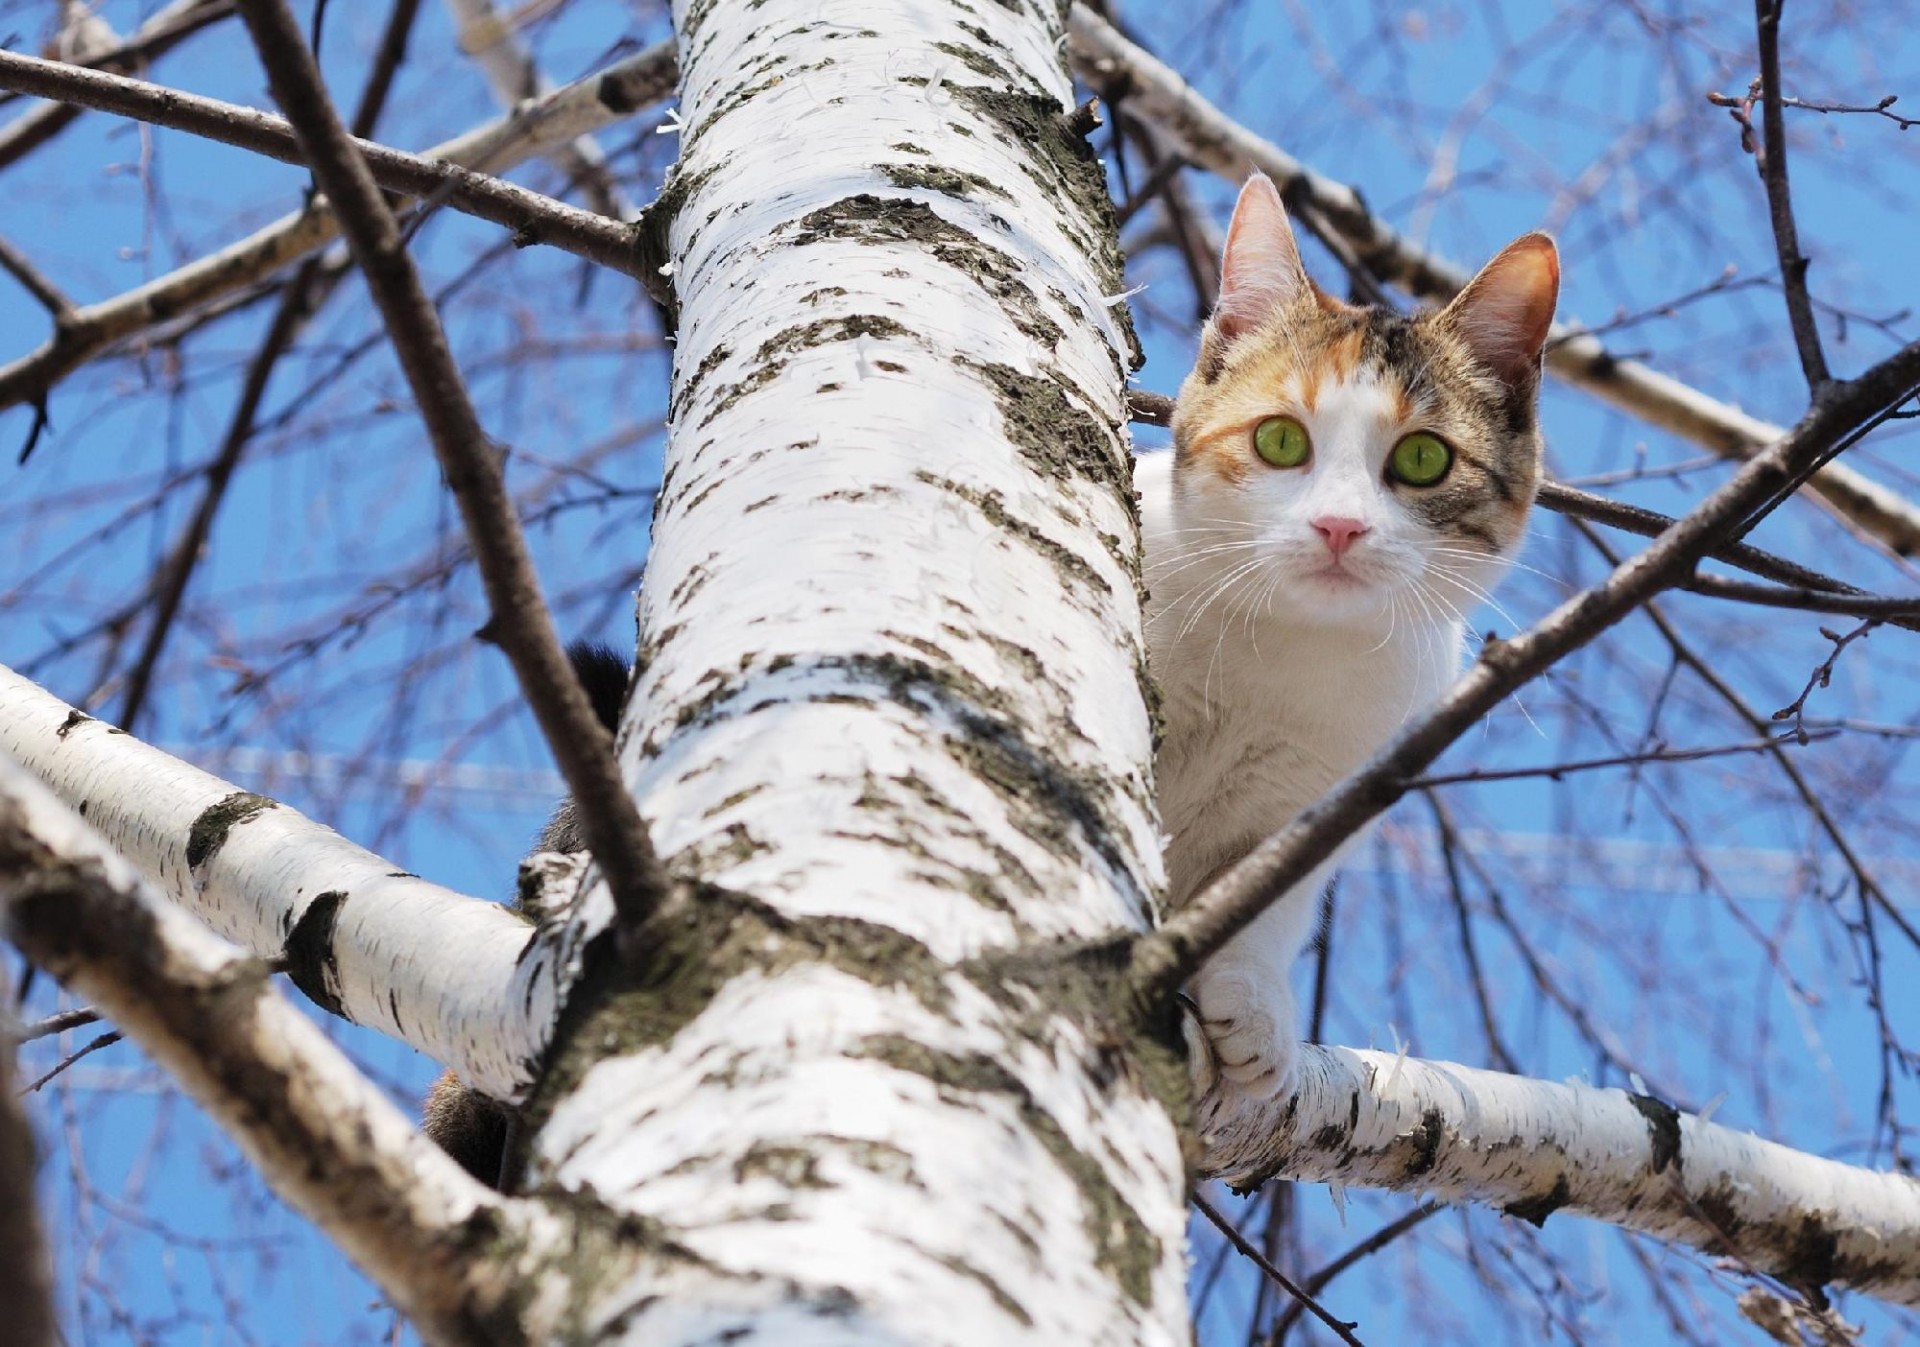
[
  {"xmin": 185, "ymin": 791, "xmax": 277, "ymax": 870},
  {"xmin": 1627, "ymin": 1092, "xmax": 1683, "ymax": 1175},
  {"xmin": 942, "ymin": 85, "xmax": 1142, "ymax": 369},
  {"xmin": 781, "ymin": 195, "xmax": 1064, "ymax": 349},
  {"xmin": 855, "ymin": 1033, "xmax": 1161, "ymax": 1306},
  {"xmin": 880, "ymin": 162, "xmax": 1013, "ymax": 202},
  {"xmin": 953, "ymin": 356, "xmax": 1130, "ymax": 497}
]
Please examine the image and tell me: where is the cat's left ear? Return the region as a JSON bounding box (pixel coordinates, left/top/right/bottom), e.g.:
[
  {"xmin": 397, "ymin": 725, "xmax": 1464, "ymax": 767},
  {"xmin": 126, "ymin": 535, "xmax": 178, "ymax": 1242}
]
[
  {"xmin": 1211, "ymin": 172, "xmax": 1314, "ymax": 344},
  {"xmin": 1439, "ymin": 234, "xmax": 1560, "ymax": 392}
]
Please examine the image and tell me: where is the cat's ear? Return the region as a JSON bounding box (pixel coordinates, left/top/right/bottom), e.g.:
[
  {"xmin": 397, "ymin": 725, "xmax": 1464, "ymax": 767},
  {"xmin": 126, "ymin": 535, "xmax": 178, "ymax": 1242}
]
[
  {"xmin": 1438, "ymin": 233, "xmax": 1560, "ymax": 391},
  {"xmin": 1211, "ymin": 173, "xmax": 1313, "ymax": 343}
]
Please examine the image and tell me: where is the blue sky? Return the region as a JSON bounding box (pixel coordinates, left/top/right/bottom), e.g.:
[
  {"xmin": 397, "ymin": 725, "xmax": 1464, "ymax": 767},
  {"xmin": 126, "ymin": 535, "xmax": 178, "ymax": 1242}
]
[{"xmin": 3, "ymin": 1, "xmax": 1918, "ymax": 1342}]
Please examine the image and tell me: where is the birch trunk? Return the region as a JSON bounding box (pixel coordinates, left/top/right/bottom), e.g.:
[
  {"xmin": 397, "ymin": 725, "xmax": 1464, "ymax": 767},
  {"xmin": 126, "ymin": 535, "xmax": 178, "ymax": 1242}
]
[{"xmin": 511, "ymin": 0, "xmax": 1191, "ymax": 1337}]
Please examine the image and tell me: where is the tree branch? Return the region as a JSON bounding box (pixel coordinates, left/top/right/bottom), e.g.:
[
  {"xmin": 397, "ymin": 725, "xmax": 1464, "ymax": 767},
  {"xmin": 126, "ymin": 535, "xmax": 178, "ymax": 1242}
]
[
  {"xmin": 0, "ymin": 662, "xmax": 558, "ymax": 1100},
  {"xmin": 1751, "ymin": 1, "xmax": 1829, "ymax": 390},
  {"xmin": 0, "ymin": 0, "xmax": 235, "ymax": 174},
  {"xmin": 442, "ymin": 0, "xmax": 637, "ymax": 222},
  {"xmin": 0, "ymin": 37, "xmax": 676, "ymax": 415},
  {"xmin": 230, "ymin": 0, "xmax": 670, "ymax": 945},
  {"xmin": 1070, "ymin": 7, "xmax": 1920, "ymax": 556},
  {"xmin": 0, "ymin": 755, "xmax": 545, "ymax": 1343},
  {"xmin": 0, "ymin": 46, "xmax": 641, "ymax": 276},
  {"xmin": 0, "ymin": 232, "xmax": 73, "ymax": 321},
  {"xmin": 1198, "ymin": 1044, "xmax": 1920, "ymax": 1308},
  {"xmin": 117, "ymin": 0, "xmax": 424, "ymax": 731},
  {"xmin": 0, "ymin": 962, "xmax": 57, "ymax": 1347},
  {"xmin": 1130, "ymin": 338, "xmax": 1920, "ymax": 998}
]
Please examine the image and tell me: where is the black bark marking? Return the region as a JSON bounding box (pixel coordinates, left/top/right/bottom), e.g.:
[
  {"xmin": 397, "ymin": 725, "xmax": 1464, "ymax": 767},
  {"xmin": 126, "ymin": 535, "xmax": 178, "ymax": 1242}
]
[
  {"xmin": 185, "ymin": 792, "xmax": 276, "ymax": 870},
  {"xmin": 1504, "ymin": 1174, "xmax": 1571, "ymax": 1228},
  {"xmin": 283, "ymin": 889, "xmax": 348, "ymax": 1018},
  {"xmin": 1627, "ymin": 1092, "xmax": 1683, "ymax": 1175}
]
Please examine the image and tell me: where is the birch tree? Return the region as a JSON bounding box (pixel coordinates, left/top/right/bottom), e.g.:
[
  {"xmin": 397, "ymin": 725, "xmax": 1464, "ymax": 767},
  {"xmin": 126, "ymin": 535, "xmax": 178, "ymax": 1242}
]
[{"xmin": 3, "ymin": 1, "xmax": 1919, "ymax": 1344}]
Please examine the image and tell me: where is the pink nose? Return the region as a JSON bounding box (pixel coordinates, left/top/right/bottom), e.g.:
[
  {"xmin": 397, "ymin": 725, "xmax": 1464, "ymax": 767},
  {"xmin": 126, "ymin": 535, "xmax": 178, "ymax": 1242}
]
[{"xmin": 1311, "ymin": 515, "xmax": 1369, "ymax": 557}]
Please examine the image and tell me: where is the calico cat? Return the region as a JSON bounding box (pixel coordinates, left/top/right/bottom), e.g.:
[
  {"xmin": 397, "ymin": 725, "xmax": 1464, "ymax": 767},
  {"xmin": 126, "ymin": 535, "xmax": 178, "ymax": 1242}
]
[{"xmin": 1138, "ymin": 173, "xmax": 1557, "ymax": 1097}]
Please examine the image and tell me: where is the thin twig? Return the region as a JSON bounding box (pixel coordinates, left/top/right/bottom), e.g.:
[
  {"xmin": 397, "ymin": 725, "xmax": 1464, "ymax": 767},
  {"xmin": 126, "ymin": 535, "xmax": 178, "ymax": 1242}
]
[
  {"xmin": 1191, "ymin": 1190, "xmax": 1366, "ymax": 1347},
  {"xmin": 0, "ymin": 234, "xmax": 72, "ymax": 319},
  {"xmin": 22, "ymin": 1029, "xmax": 122, "ymax": 1093},
  {"xmin": 1269, "ymin": 1203, "xmax": 1441, "ymax": 1341},
  {"xmin": 1772, "ymin": 620, "xmax": 1877, "ymax": 737},
  {"xmin": 114, "ymin": 0, "xmax": 424, "ymax": 731},
  {"xmin": 231, "ymin": 0, "xmax": 670, "ymax": 943},
  {"xmin": 1404, "ymin": 732, "xmax": 1833, "ymax": 790}
]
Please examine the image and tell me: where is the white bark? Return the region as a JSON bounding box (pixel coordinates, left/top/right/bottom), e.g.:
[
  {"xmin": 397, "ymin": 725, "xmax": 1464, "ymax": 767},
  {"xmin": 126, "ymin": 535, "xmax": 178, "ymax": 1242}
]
[
  {"xmin": 1202, "ymin": 1044, "xmax": 1920, "ymax": 1306},
  {"xmin": 0, "ymin": 753, "xmax": 566, "ymax": 1345},
  {"xmin": 518, "ymin": 0, "xmax": 1190, "ymax": 1339},
  {"xmin": 1066, "ymin": 8, "xmax": 1920, "ymax": 557},
  {"xmin": 0, "ymin": 662, "xmax": 567, "ymax": 1100}
]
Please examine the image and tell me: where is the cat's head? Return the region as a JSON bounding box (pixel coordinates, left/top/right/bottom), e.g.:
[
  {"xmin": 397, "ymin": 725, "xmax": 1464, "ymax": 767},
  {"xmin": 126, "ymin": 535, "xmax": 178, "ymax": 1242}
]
[{"xmin": 1169, "ymin": 173, "xmax": 1558, "ymax": 628}]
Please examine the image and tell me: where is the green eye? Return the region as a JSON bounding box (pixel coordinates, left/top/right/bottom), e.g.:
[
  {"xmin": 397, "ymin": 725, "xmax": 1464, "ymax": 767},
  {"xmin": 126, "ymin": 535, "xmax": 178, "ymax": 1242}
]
[
  {"xmin": 1253, "ymin": 416, "xmax": 1311, "ymax": 468},
  {"xmin": 1389, "ymin": 432, "xmax": 1452, "ymax": 486}
]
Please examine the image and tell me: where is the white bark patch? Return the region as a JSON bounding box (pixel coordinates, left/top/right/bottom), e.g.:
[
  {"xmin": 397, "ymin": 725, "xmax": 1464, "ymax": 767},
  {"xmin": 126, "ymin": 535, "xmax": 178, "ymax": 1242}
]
[
  {"xmin": 0, "ymin": 664, "xmax": 564, "ymax": 1099},
  {"xmin": 1203, "ymin": 1044, "xmax": 1920, "ymax": 1305}
]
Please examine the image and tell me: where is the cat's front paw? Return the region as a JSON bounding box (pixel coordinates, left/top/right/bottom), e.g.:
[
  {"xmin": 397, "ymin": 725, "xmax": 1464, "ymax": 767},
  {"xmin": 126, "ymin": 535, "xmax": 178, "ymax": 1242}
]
[{"xmin": 1192, "ymin": 964, "xmax": 1299, "ymax": 1099}]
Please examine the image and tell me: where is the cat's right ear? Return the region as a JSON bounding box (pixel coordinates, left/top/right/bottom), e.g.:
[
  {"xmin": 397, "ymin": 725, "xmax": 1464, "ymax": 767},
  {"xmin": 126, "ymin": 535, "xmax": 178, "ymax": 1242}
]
[{"xmin": 1211, "ymin": 173, "xmax": 1313, "ymax": 344}]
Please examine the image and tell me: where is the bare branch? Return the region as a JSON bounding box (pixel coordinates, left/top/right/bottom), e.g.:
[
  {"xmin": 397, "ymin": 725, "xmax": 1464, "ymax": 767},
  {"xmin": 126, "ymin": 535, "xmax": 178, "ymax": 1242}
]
[
  {"xmin": 1199, "ymin": 1044, "xmax": 1920, "ymax": 1309},
  {"xmin": 0, "ymin": 47, "xmax": 641, "ymax": 276},
  {"xmin": 0, "ymin": 0, "xmax": 234, "ymax": 174},
  {"xmin": 1270, "ymin": 1203, "xmax": 1441, "ymax": 1340},
  {"xmin": 0, "ymin": 755, "xmax": 541, "ymax": 1342},
  {"xmin": 0, "ymin": 37, "xmax": 676, "ymax": 415},
  {"xmin": 0, "ymin": 964, "xmax": 57, "ymax": 1347},
  {"xmin": 0, "ymin": 233, "xmax": 72, "ymax": 320},
  {"xmin": 1070, "ymin": 7, "xmax": 1920, "ymax": 556},
  {"xmin": 1130, "ymin": 337, "xmax": 1920, "ymax": 997},
  {"xmin": 1191, "ymin": 1190, "xmax": 1365, "ymax": 1346},
  {"xmin": 115, "ymin": 0, "xmax": 423, "ymax": 730},
  {"xmin": 1403, "ymin": 731, "xmax": 1833, "ymax": 790},
  {"xmin": 1677, "ymin": 574, "xmax": 1920, "ymax": 619},
  {"xmin": 0, "ymin": 662, "xmax": 551, "ymax": 1099},
  {"xmin": 231, "ymin": 0, "xmax": 670, "ymax": 943},
  {"xmin": 443, "ymin": 0, "xmax": 637, "ymax": 221},
  {"xmin": 1750, "ymin": 2, "xmax": 1830, "ymax": 389}
]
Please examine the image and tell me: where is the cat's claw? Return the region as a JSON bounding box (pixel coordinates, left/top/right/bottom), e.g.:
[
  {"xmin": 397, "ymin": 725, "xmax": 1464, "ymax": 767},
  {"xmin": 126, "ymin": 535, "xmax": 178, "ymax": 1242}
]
[{"xmin": 1192, "ymin": 966, "xmax": 1300, "ymax": 1100}]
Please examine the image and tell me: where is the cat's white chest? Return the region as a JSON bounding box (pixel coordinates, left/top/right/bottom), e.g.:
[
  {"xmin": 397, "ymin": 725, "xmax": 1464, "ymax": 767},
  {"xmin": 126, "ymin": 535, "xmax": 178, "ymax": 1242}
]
[{"xmin": 1135, "ymin": 451, "xmax": 1461, "ymax": 902}]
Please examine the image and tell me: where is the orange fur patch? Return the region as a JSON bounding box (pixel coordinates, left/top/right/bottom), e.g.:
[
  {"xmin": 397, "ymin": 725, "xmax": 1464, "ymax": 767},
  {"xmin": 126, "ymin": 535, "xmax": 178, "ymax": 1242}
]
[{"xmin": 1187, "ymin": 425, "xmax": 1253, "ymax": 484}]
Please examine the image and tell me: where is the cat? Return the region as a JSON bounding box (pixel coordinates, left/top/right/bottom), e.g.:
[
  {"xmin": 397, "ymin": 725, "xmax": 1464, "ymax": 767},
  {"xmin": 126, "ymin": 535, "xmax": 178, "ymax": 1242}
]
[
  {"xmin": 421, "ymin": 640, "xmax": 632, "ymax": 1186},
  {"xmin": 1137, "ymin": 172, "xmax": 1557, "ymax": 1098}
]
